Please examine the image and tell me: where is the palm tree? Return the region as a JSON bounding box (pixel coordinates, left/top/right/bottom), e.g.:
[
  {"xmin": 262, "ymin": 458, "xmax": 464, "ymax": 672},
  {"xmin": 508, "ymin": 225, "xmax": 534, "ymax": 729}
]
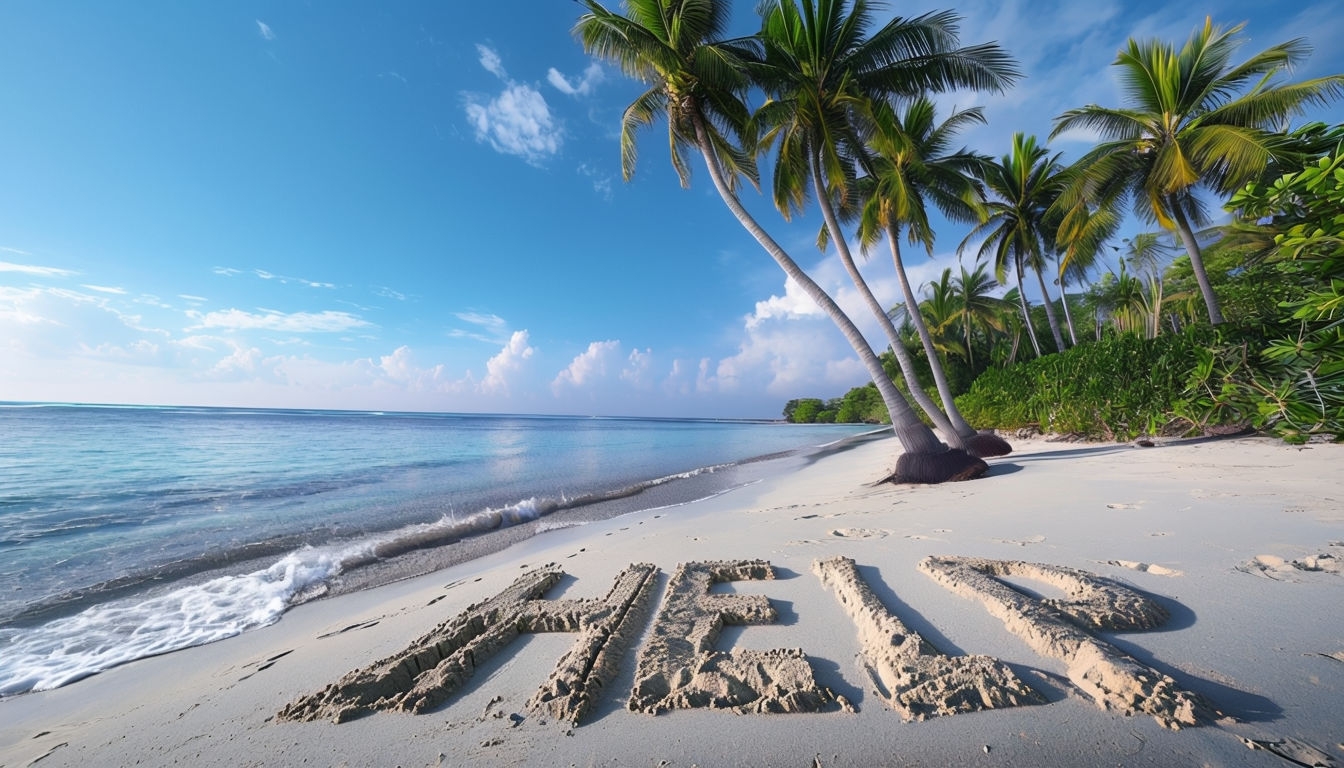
[
  {"xmin": 857, "ymin": 99, "xmax": 1013, "ymax": 455},
  {"xmin": 1052, "ymin": 18, "xmax": 1344, "ymax": 325},
  {"xmin": 952, "ymin": 261, "xmax": 1007, "ymax": 372},
  {"xmin": 575, "ymin": 0, "xmax": 986, "ymax": 482},
  {"xmin": 918, "ymin": 268, "xmax": 966, "ymax": 362},
  {"xmin": 751, "ymin": 0, "xmax": 1018, "ymax": 455},
  {"xmin": 963, "ymin": 134, "xmax": 1065, "ymax": 357}
]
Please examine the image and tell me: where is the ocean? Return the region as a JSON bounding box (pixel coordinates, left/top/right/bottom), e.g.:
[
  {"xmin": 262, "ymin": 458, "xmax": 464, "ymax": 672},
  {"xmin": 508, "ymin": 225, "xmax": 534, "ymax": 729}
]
[{"xmin": 0, "ymin": 403, "xmax": 882, "ymax": 697}]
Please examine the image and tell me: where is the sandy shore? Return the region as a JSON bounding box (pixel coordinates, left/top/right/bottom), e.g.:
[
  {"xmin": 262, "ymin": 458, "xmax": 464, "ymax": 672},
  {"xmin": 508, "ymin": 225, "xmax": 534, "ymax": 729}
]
[{"xmin": 2, "ymin": 435, "xmax": 1342, "ymax": 767}]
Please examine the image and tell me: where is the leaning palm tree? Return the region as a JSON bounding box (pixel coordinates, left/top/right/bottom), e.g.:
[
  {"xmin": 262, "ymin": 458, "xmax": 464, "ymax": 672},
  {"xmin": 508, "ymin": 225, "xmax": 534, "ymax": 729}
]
[
  {"xmin": 963, "ymin": 134, "xmax": 1065, "ymax": 357},
  {"xmin": 857, "ymin": 98, "xmax": 1013, "ymax": 455},
  {"xmin": 1052, "ymin": 18, "xmax": 1344, "ymax": 325},
  {"xmin": 575, "ymin": 0, "xmax": 986, "ymax": 482},
  {"xmin": 751, "ymin": 0, "xmax": 1018, "ymax": 455}
]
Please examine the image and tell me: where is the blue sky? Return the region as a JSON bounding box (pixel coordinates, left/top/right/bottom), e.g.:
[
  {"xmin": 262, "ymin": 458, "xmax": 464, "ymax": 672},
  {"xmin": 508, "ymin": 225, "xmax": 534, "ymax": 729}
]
[{"xmin": 3, "ymin": 1, "xmax": 1341, "ymax": 418}]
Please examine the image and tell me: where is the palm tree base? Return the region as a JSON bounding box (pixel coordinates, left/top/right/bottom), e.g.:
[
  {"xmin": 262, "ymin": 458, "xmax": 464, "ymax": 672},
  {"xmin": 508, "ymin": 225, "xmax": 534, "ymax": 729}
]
[
  {"xmin": 965, "ymin": 431, "xmax": 1012, "ymax": 458},
  {"xmin": 889, "ymin": 449, "xmax": 988, "ymax": 484}
]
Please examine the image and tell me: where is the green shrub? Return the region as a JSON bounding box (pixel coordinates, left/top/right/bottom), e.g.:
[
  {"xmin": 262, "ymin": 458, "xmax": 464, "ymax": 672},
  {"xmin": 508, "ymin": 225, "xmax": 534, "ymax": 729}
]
[{"xmin": 956, "ymin": 329, "xmax": 1217, "ymax": 440}]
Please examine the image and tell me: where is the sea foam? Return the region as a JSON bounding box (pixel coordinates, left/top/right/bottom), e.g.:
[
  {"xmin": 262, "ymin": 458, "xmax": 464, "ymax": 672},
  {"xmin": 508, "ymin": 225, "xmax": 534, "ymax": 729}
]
[{"xmin": 0, "ymin": 546, "xmax": 356, "ymax": 696}]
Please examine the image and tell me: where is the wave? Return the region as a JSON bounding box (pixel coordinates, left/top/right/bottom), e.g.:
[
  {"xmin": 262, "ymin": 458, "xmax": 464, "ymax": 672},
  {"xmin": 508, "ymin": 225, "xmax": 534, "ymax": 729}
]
[{"xmin": 0, "ymin": 544, "xmax": 364, "ymax": 696}]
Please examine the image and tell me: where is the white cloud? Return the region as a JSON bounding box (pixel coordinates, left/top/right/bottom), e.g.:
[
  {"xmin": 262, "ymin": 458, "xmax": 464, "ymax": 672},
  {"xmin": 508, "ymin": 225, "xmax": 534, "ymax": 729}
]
[
  {"xmin": 80, "ymin": 284, "xmax": 126, "ymax": 295},
  {"xmin": 374, "ymin": 286, "xmax": 408, "ymax": 302},
  {"xmin": 547, "ymin": 62, "xmax": 604, "ymax": 96},
  {"xmin": 0, "ymin": 261, "xmax": 76, "ymax": 278},
  {"xmin": 480, "ymin": 330, "xmax": 535, "ymax": 395},
  {"xmin": 476, "ymin": 44, "xmax": 507, "ymax": 79},
  {"xmin": 551, "ymin": 339, "xmax": 620, "ymax": 394},
  {"xmin": 256, "ymin": 20, "xmax": 275, "ymax": 41},
  {"xmin": 464, "ymin": 45, "xmax": 562, "ymax": 164},
  {"xmin": 621, "ymin": 347, "xmax": 654, "ymax": 388},
  {"xmin": 465, "ymin": 85, "xmax": 562, "ymax": 164},
  {"xmin": 252, "ymin": 269, "xmax": 335, "ymax": 289},
  {"xmin": 450, "ymin": 311, "xmax": 511, "ymax": 344},
  {"xmin": 186, "ymin": 308, "xmax": 371, "ymax": 333},
  {"xmin": 577, "ymin": 163, "xmax": 614, "ymax": 200},
  {"xmin": 178, "ymin": 294, "xmax": 207, "ymax": 303}
]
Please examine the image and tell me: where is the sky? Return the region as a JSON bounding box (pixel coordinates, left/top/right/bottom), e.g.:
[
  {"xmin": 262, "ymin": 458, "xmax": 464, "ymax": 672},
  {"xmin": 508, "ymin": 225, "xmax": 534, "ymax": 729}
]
[{"xmin": 2, "ymin": 1, "xmax": 1342, "ymax": 419}]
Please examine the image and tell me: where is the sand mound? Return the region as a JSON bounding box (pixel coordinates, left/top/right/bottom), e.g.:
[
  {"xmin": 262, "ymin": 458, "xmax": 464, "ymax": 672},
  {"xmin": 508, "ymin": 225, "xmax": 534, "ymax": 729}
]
[
  {"xmin": 918, "ymin": 556, "xmax": 1210, "ymax": 730},
  {"xmin": 813, "ymin": 556, "xmax": 1041, "ymax": 720},
  {"xmin": 279, "ymin": 563, "xmax": 659, "ymax": 724},
  {"xmin": 628, "ymin": 560, "xmax": 835, "ymax": 715}
]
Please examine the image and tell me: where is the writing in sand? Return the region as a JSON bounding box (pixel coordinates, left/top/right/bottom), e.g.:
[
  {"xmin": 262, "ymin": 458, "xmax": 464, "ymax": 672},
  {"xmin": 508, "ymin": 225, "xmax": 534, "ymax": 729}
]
[{"xmin": 279, "ymin": 556, "xmax": 1213, "ymax": 731}]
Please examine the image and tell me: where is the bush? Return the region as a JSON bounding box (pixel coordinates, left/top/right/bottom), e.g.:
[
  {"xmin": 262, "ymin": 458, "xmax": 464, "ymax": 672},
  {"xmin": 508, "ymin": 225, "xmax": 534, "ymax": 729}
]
[{"xmin": 955, "ymin": 329, "xmax": 1217, "ymax": 440}]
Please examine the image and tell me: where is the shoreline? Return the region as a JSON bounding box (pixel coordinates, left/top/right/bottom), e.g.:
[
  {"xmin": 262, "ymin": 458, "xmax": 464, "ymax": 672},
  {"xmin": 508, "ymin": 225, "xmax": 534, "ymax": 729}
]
[{"xmin": 3, "ymin": 434, "xmax": 1342, "ymax": 766}]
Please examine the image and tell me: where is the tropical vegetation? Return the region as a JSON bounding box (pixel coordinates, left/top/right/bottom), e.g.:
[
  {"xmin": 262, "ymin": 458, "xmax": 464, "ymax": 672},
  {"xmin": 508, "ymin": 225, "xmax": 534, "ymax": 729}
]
[{"xmin": 575, "ymin": 2, "xmax": 1344, "ymax": 455}]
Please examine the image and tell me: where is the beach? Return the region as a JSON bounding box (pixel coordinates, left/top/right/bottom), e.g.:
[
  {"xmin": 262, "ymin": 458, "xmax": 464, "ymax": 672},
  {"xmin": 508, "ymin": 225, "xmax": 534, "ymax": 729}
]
[{"xmin": 2, "ymin": 434, "xmax": 1341, "ymax": 767}]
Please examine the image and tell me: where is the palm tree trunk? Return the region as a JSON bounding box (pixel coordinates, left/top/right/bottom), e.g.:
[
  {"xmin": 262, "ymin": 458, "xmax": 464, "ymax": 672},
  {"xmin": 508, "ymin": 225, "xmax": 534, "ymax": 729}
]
[
  {"xmin": 1034, "ymin": 265, "xmax": 1066, "ymax": 353},
  {"xmin": 1059, "ymin": 285, "xmax": 1079, "ymax": 346},
  {"xmin": 803, "ymin": 155, "xmax": 965, "ymax": 448},
  {"xmin": 1015, "ymin": 260, "xmax": 1042, "ymax": 357},
  {"xmin": 882, "ymin": 225, "xmax": 980, "ymax": 439},
  {"xmin": 687, "ymin": 111, "xmax": 984, "ymax": 482},
  {"xmin": 1167, "ymin": 197, "xmax": 1225, "ymax": 325}
]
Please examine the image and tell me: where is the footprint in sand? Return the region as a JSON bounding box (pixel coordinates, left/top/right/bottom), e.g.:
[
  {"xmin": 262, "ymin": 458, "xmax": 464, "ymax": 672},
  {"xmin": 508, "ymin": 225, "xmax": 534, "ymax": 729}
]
[
  {"xmin": 828, "ymin": 528, "xmax": 890, "ymax": 540},
  {"xmin": 238, "ymin": 649, "xmax": 295, "ymax": 681},
  {"xmin": 1241, "ymin": 736, "xmax": 1337, "ymax": 767},
  {"xmin": 1102, "ymin": 559, "xmax": 1183, "ymax": 577}
]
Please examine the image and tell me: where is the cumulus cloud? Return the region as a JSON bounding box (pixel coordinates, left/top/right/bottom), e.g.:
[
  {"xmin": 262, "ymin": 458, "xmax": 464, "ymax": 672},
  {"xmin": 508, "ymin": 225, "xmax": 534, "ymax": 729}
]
[
  {"xmin": 464, "ymin": 45, "xmax": 562, "ymax": 164},
  {"xmin": 481, "ymin": 330, "xmax": 535, "ymax": 395},
  {"xmin": 551, "ymin": 339, "xmax": 621, "ymax": 394},
  {"xmin": 621, "ymin": 347, "xmax": 654, "ymax": 389},
  {"xmin": 186, "ymin": 308, "xmax": 371, "ymax": 333},
  {"xmin": 547, "ymin": 62, "xmax": 603, "ymax": 96}
]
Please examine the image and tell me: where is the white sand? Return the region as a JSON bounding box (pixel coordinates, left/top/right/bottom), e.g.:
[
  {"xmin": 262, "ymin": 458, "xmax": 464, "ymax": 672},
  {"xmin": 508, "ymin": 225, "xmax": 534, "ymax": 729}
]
[{"xmin": 2, "ymin": 435, "xmax": 1342, "ymax": 767}]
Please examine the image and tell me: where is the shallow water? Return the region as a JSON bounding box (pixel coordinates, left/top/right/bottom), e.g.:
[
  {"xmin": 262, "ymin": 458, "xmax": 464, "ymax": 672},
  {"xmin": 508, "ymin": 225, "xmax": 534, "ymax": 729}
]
[{"xmin": 0, "ymin": 403, "xmax": 879, "ymax": 695}]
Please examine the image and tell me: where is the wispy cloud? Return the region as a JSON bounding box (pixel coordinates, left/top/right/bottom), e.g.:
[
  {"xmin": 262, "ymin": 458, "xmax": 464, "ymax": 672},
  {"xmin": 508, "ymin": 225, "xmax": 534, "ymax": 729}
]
[
  {"xmin": 577, "ymin": 163, "xmax": 614, "ymax": 201},
  {"xmin": 373, "ymin": 286, "xmax": 408, "ymax": 302},
  {"xmin": 547, "ymin": 63, "xmax": 604, "ymax": 97},
  {"xmin": 80, "ymin": 284, "xmax": 126, "ymax": 295},
  {"xmin": 450, "ymin": 311, "xmax": 510, "ymax": 344},
  {"xmin": 256, "ymin": 20, "xmax": 275, "ymax": 41},
  {"xmin": 254, "ymin": 269, "xmax": 335, "ymax": 289},
  {"xmin": 0, "ymin": 261, "xmax": 77, "ymax": 278},
  {"xmin": 178, "ymin": 294, "xmax": 207, "ymax": 303},
  {"xmin": 213, "ymin": 267, "xmax": 335, "ymax": 289},
  {"xmin": 186, "ymin": 308, "xmax": 371, "ymax": 333},
  {"xmin": 477, "ymin": 45, "xmax": 506, "ymax": 79},
  {"xmin": 463, "ymin": 44, "xmax": 562, "ymax": 165}
]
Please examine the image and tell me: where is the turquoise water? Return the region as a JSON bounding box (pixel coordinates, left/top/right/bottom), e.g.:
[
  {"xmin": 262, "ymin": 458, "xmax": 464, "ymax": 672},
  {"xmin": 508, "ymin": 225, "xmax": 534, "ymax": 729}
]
[{"xmin": 0, "ymin": 403, "xmax": 878, "ymax": 695}]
